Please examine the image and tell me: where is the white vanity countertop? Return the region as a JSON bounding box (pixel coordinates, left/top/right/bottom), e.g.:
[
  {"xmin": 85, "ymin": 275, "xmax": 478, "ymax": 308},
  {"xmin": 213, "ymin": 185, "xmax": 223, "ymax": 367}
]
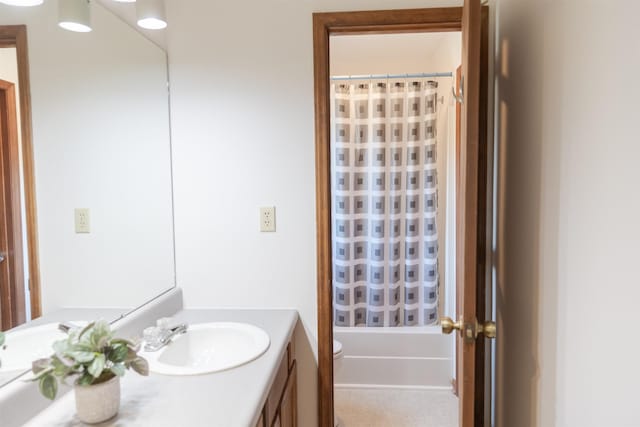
[
  {"xmin": 0, "ymin": 308, "xmax": 130, "ymax": 386},
  {"xmin": 22, "ymin": 308, "xmax": 299, "ymax": 427}
]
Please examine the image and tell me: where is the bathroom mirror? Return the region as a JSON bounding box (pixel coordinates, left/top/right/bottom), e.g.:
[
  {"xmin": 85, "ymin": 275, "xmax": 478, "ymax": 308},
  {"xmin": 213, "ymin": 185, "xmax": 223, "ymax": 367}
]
[{"xmin": 0, "ymin": 1, "xmax": 175, "ymax": 386}]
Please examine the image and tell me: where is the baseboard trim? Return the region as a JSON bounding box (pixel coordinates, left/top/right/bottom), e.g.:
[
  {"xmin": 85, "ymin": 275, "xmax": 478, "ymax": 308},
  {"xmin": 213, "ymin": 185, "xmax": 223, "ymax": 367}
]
[{"xmin": 335, "ymin": 383, "xmax": 454, "ymax": 392}]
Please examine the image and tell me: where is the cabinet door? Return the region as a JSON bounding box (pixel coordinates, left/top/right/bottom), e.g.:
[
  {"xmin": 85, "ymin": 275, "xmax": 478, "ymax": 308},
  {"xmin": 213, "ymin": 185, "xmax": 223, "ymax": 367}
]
[
  {"xmin": 280, "ymin": 361, "xmax": 297, "ymax": 427},
  {"xmin": 267, "ymin": 351, "xmax": 289, "ymax": 426}
]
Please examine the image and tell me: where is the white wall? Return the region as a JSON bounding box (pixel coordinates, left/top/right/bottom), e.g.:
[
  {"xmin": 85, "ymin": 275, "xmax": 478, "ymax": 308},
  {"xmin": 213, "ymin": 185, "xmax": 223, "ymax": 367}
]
[
  {"xmin": 0, "ymin": 48, "xmax": 18, "ymax": 84},
  {"xmin": 495, "ymin": 0, "xmax": 640, "ymax": 426},
  {"xmin": 330, "ymin": 32, "xmax": 461, "ymax": 76},
  {"xmin": 0, "ymin": 3, "xmax": 175, "ymax": 314},
  {"xmin": 0, "ymin": 48, "xmax": 22, "ymax": 163},
  {"xmin": 164, "ymin": 1, "xmax": 463, "ymax": 425}
]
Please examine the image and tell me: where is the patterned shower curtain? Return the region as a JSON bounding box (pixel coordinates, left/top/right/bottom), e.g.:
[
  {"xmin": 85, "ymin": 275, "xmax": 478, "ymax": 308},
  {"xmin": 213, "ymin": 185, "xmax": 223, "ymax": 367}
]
[{"xmin": 331, "ymin": 80, "xmax": 439, "ymax": 327}]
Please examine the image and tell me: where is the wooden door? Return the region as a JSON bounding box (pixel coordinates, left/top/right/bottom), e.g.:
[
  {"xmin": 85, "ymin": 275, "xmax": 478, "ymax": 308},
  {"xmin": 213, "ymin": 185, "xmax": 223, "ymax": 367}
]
[
  {"xmin": 450, "ymin": 0, "xmax": 493, "ymax": 426},
  {"xmin": 0, "ymin": 79, "xmax": 26, "ymax": 331},
  {"xmin": 313, "ymin": 5, "xmax": 492, "ymax": 426}
]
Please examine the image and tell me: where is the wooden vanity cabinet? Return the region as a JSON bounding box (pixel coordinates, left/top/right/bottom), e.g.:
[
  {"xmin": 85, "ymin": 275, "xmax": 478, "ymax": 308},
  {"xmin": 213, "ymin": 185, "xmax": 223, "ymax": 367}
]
[
  {"xmin": 256, "ymin": 340, "xmax": 297, "ymax": 427},
  {"xmin": 278, "ymin": 361, "xmax": 297, "ymax": 427}
]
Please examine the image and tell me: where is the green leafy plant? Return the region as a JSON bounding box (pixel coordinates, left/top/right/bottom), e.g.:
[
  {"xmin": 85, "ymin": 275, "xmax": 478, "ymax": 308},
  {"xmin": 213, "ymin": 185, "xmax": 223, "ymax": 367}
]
[{"xmin": 31, "ymin": 320, "xmax": 148, "ymax": 400}]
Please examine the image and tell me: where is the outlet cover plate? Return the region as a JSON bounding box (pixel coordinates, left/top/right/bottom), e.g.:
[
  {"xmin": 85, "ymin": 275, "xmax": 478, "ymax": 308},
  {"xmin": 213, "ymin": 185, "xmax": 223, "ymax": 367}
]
[
  {"xmin": 75, "ymin": 208, "xmax": 90, "ymax": 233},
  {"xmin": 260, "ymin": 206, "xmax": 276, "ymax": 232}
]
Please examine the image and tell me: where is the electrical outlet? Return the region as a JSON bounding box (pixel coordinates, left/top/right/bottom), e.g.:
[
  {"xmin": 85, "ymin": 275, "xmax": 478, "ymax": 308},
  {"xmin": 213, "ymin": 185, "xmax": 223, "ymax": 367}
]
[
  {"xmin": 75, "ymin": 208, "xmax": 90, "ymax": 233},
  {"xmin": 260, "ymin": 206, "xmax": 276, "ymax": 232}
]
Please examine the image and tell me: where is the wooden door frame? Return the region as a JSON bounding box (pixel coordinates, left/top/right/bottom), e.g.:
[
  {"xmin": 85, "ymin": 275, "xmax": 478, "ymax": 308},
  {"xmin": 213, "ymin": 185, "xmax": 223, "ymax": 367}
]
[
  {"xmin": 312, "ymin": 7, "xmax": 489, "ymax": 427},
  {"xmin": 0, "ymin": 78, "xmax": 26, "ymax": 329},
  {"xmin": 0, "ymin": 25, "xmax": 41, "ymax": 323}
]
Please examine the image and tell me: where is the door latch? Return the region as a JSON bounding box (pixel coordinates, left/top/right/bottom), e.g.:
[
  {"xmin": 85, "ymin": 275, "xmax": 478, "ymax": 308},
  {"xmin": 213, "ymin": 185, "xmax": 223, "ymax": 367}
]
[
  {"xmin": 452, "ymin": 75, "xmax": 464, "ymax": 104},
  {"xmin": 440, "ymin": 316, "xmax": 496, "ymax": 342}
]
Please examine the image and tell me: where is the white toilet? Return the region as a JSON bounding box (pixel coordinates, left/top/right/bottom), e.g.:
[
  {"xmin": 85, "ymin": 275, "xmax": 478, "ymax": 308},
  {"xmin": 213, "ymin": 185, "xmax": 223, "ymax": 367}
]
[{"xmin": 333, "ymin": 340, "xmax": 344, "ymax": 427}]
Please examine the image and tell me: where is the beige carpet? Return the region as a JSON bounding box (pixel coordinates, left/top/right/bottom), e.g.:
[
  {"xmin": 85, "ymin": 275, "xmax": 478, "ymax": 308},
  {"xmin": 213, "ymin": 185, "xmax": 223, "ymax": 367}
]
[{"xmin": 334, "ymin": 388, "xmax": 458, "ymax": 427}]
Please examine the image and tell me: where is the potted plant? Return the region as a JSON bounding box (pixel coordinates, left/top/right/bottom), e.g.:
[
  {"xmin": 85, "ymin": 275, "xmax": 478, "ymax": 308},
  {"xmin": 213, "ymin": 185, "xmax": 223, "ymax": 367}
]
[{"xmin": 31, "ymin": 320, "xmax": 148, "ymax": 424}]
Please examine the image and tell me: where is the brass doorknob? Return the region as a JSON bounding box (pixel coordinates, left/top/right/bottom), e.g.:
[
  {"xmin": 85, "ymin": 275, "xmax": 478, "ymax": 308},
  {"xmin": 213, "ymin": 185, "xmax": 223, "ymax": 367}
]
[
  {"xmin": 480, "ymin": 321, "xmax": 496, "ymax": 339},
  {"xmin": 440, "ymin": 317, "xmax": 496, "ymax": 340},
  {"xmin": 440, "ymin": 317, "xmax": 462, "ymax": 335}
]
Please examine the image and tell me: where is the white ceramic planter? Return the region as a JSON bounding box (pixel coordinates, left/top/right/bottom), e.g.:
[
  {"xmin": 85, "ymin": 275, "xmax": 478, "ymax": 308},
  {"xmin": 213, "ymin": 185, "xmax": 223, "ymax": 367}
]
[{"xmin": 74, "ymin": 376, "xmax": 120, "ymax": 424}]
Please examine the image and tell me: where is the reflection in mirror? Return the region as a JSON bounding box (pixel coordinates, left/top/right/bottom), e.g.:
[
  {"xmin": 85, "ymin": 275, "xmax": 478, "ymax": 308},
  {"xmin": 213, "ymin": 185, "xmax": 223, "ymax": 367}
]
[{"xmin": 0, "ymin": 1, "xmax": 175, "ymax": 387}]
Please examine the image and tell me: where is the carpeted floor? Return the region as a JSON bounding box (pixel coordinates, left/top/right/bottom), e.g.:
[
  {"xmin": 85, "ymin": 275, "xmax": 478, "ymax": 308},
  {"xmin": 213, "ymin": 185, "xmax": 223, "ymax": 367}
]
[{"xmin": 334, "ymin": 388, "xmax": 458, "ymax": 427}]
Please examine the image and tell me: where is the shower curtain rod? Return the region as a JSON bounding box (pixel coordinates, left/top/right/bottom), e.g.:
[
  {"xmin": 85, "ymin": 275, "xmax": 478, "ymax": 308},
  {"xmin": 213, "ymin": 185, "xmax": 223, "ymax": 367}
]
[{"xmin": 330, "ymin": 72, "xmax": 453, "ymax": 81}]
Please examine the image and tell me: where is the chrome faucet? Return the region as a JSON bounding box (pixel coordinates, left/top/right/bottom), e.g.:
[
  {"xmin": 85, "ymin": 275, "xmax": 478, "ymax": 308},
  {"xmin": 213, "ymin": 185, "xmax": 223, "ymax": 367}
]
[{"xmin": 143, "ymin": 321, "xmax": 188, "ymax": 352}]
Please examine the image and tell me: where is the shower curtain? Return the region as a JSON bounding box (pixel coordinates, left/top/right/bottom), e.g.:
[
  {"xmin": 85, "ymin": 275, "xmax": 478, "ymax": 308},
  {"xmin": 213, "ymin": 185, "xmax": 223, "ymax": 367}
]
[{"xmin": 331, "ymin": 80, "xmax": 439, "ymax": 327}]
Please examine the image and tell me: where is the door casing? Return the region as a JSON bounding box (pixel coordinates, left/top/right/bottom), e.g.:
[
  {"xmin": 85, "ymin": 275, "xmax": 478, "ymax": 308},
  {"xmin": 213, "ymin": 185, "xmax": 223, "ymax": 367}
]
[
  {"xmin": 0, "ymin": 78, "xmax": 25, "ymax": 330},
  {"xmin": 312, "ymin": 7, "xmax": 490, "ymax": 427},
  {"xmin": 0, "ymin": 25, "xmax": 41, "ymax": 325}
]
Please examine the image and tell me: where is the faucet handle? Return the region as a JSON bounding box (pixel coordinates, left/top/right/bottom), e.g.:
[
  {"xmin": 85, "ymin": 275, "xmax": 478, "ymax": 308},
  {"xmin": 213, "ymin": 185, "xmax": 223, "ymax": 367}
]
[
  {"xmin": 143, "ymin": 326, "xmax": 163, "ymax": 344},
  {"xmin": 156, "ymin": 317, "xmax": 172, "ymax": 330}
]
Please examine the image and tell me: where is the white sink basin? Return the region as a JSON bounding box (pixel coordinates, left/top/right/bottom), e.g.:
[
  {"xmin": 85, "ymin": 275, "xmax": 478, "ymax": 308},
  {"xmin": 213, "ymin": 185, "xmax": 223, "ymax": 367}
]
[
  {"xmin": 142, "ymin": 322, "xmax": 270, "ymax": 375},
  {"xmin": 0, "ymin": 322, "xmax": 84, "ymax": 372}
]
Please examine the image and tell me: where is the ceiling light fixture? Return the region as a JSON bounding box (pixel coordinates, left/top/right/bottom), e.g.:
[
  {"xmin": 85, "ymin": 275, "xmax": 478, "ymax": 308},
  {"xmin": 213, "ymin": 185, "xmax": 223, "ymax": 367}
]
[
  {"xmin": 0, "ymin": 0, "xmax": 44, "ymax": 6},
  {"xmin": 136, "ymin": 0, "xmax": 166, "ymax": 30},
  {"xmin": 58, "ymin": 0, "xmax": 92, "ymax": 33},
  {"xmin": 2, "ymin": 0, "xmax": 168, "ymax": 32}
]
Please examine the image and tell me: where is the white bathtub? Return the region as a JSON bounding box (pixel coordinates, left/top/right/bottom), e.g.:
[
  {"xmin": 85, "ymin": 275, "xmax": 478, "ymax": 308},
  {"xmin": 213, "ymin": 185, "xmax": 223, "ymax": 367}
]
[{"xmin": 334, "ymin": 325, "xmax": 454, "ymax": 389}]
